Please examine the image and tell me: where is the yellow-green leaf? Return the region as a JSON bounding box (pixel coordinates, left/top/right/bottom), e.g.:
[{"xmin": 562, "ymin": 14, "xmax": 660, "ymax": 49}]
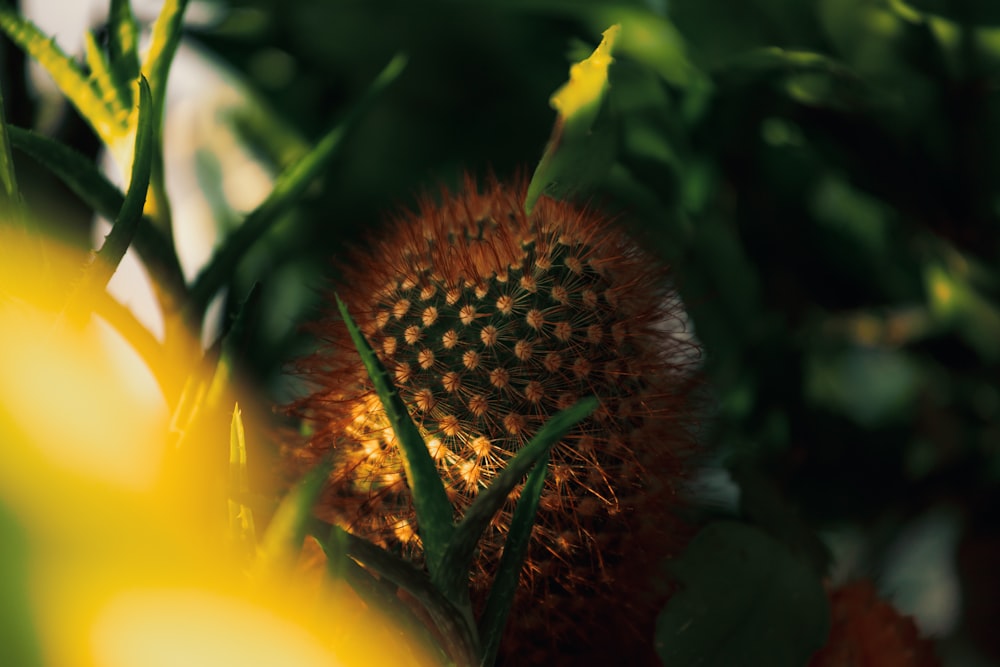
[
  {"xmin": 0, "ymin": 8, "xmax": 119, "ymax": 145},
  {"xmin": 526, "ymin": 25, "xmax": 620, "ymax": 212},
  {"xmin": 549, "ymin": 23, "xmax": 620, "ymax": 124}
]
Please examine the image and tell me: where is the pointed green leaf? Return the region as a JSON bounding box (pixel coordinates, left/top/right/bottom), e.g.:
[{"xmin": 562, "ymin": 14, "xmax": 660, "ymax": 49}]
[
  {"xmin": 335, "ymin": 294, "xmax": 455, "ymax": 581},
  {"xmin": 655, "ymin": 521, "xmax": 830, "ymax": 667},
  {"xmin": 228, "ymin": 404, "xmax": 257, "ymax": 564},
  {"xmin": 64, "ymin": 76, "xmax": 153, "ymax": 322},
  {"xmin": 0, "ymin": 86, "xmax": 22, "ymax": 219},
  {"xmin": 439, "ymin": 396, "xmax": 597, "ymax": 602},
  {"xmin": 141, "ymin": 0, "xmax": 190, "ymax": 134},
  {"xmin": 83, "ymin": 30, "xmax": 129, "ymax": 124},
  {"xmin": 0, "ymin": 7, "xmax": 119, "ymax": 144},
  {"xmin": 188, "ymin": 53, "xmax": 407, "ymax": 315},
  {"xmin": 477, "ymin": 450, "xmax": 550, "ymax": 667},
  {"xmin": 108, "ymin": 0, "xmax": 140, "ymax": 106},
  {"xmin": 6, "ymin": 125, "xmax": 183, "ymax": 297}
]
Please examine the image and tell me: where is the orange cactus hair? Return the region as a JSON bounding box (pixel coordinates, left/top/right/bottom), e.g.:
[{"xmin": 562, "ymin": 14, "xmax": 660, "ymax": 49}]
[
  {"xmin": 291, "ymin": 174, "xmax": 700, "ymax": 664},
  {"xmin": 810, "ymin": 580, "xmax": 942, "ymax": 667}
]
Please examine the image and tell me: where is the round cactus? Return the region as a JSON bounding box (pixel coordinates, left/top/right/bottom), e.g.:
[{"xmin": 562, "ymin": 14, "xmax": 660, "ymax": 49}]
[{"xmin": 292, "ymin": 175, "xmax": 699, "ymax": 664}]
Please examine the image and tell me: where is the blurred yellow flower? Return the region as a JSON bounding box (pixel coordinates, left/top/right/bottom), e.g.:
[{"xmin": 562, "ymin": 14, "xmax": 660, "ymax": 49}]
[{"xmin": 0, "ymin": 235, "xmax": 443, "ymax": 667}]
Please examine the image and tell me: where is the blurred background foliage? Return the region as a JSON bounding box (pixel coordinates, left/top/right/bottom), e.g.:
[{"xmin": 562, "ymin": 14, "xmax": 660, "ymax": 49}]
[{"xmin": 3, "ymin": 0, "xmax": 1000, "ymax": 664}]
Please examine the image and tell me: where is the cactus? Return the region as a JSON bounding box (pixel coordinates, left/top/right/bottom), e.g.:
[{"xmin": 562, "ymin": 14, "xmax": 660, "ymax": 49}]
[{"xmin": 293, "ymin": 175, "xmax": 699, "ymax": 663}]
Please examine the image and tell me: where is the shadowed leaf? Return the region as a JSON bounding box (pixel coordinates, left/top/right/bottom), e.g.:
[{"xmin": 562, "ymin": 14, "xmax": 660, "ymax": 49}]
[
  {"xmin": 335, "ymin": 294, "xmax": 456, "ymax": 584},
  {"xmin": 438, "ymin": 396, "xmax": 597, "ymax": 603},
  {"xmin": 655, "ymin": 521, "xmax": 829, "ymax": 667},
  {"xmin": 188, "ymin": 53, "xmax": 407, "ymax": 315},
  {"xmin": 477, "ymin": 450, "xmax": 550, "ymax": 667}
]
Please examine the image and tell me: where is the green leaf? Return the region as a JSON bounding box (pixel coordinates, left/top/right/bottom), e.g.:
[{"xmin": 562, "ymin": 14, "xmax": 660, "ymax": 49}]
[
  {"xmin": 141, "ymin": 0, "xmax": 190, "ymax": 135},
  {"xmin": 108, "ymin": 0, "xmax": 140, "ymax": 107},
  {"xmin": 898, "ymin": 0, "xmax": 1000, "ymax": 26},
  {"xmin": 0, "ymin": 86, "xmax": 19, "ymax": 209},
  {"xmin": 438, "ymin": 396, "xmax": 598, "ymax": 603},
  {"xmin": 6, "ymin": 125, "xmax": 185, "ymax": 301},
  {"xmin": 63, "ymin": 76, "xmax": 153, "ymax": 323},
  {"xmin": 334, "ymin": 294, "xmax": 456, "ymax": 582},
  {"xmin": 477, "ymin": 450, "xmax": 550, "ymax": 667},
  {"xmin": 308, "ymin": 519, "xmax": 479, "ymax": 667},
  {"xmin": 0, "ymin": 7, "xmax": 119, "ymax": 144},
  {"xmin": 255, "ymin": 458, "xmax": 332, "ymax": 575},
  {"xmin": 83, "ymin": 30, "xmax": 129, "ymax": 124},
  {"xmin": 228, "ymin": 404, "xmax": 257, "ymax": 564},
  {"xmin": 187, "ymin": 53, "xmax": 408, "ymax": 316},
  {"xmin": 655, "ymin": 521, "xmax": 829, "ymax": 667},
  {"xmin": 526, "ymin": 25, "xmax": 619, "ymax": 212}
]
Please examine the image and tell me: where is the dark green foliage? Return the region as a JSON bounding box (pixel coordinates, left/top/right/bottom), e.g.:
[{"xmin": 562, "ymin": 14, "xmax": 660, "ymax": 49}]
[{"xmin": 655, "ymin": 521, "xmax": 829, "ymax": 667}]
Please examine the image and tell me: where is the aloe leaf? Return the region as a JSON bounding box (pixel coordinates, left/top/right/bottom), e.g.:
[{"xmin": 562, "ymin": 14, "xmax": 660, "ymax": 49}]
[
  {"xmin": 335, "ymin": 294, "xmax": 456, "ymax": 582},
  {"xmin": 0, "ymin": 87, "xmax": 21, "ymax": 215},
  {"xmin": 63, "ymin": 76, "xmax": 153, "ymax": 322},
  {"xmin": 0, "ymin": 99, "xmax": 13, "ymax": 191},
  {"xmin": 477, "ymin": 450, "xmax": 550, "ymax": 667},
  {"xmin": 0, "ymin": 7, "xmax": 118, "ymax": 144},
  {"xmin": 83, "ymin": 31, "xmax": 129, "ymax": 124},
  {"xmin": 140, "ymin": 0, "xmax": 190, "ymax": 134},
  {"xmin": 6, "ymin": 125, "xmax": 185, "ymax": 300},
  {"xmin": 255, "ymin": 458, "xmax": 332, "ymax": 575},
  {"xmin": 438, "ymin": 397, "xmax": 597, "ymax": 603},
  {"xmin": 107, "ymin": 0, "xmax": 140, "ymax": 107},
  {"xmin": 228, "ymin": 404, "xmax": 257, "ymax": 564},
  {"xmin": 308, "ymin": 519, "xmax": 479, "ymax": 667},
  {"xmin": 187, "ymin": 53, "xmax": 407, "ymax": 315}
]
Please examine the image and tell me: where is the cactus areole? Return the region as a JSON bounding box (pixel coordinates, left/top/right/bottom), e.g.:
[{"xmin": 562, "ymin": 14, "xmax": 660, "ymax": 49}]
[{"xmin": 294, "ymin": 175, "xmax": 698, "ymax": 663}]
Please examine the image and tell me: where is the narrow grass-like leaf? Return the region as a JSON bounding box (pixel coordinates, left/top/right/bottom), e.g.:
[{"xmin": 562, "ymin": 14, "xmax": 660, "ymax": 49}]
[
  {"xmin": 0, "ymin": 8, "xmax": 118, "ymax": 144},
  {"xmin": 0, "ymin": 87, "xmax": 19, "ymax": 210},
  {"xmin": 308, "ymin": 519, "xmax": 479, "ymax": 667},
  {"xmin": 438, "ymin": 396, "xmax": 597, "ymax": 602},
  {"xmin": 228, "ymin": 404, "xmax": 257, "ymax": 565},
  {"xmin": 255, "ymin": 459, "xmax": 332, "ymax": 576},
  {"xmin": 83, "ymin": 31, "xmax": 129, "ymax": 124},
  {"xmin": 7, "ymin": 125, "xmax": 185, "ymax": 302},
  {"xmin": 478, "ymin": 451, "xmax": 550, "ymax": 667},
  {"xmin": 335, "ymin": 294, "xmax": 455, "ymax": 580},
  {"xmin": 63, "ymin": 76, "xmax": 153, "ymax": 323},
  {"xmin": 108, "ymin": 0, "xmax": 140, "ymax": 107},
  {"xmin": 188, "ymin": 53, "xmax": 408, "ymax": 315},
  {"xmin": 141, "ymin": 0, "xmax": 190, "ymax": 133}
]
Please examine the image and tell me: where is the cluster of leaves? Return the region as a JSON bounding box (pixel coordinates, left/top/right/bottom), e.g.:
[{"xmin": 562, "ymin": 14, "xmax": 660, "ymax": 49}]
[
  {"xmin": 4, "ymin": 0, "xmax": 999, "ymax": 664},
  {"xmin": 0, "ymin": 2, "xmax": 598, "ymax": 666}
]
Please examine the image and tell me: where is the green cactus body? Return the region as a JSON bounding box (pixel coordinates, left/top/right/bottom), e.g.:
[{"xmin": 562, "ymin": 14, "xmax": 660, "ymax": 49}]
[{"xmin": 295, "ymin": 176, "xmax": 698, "ymax": 664}]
